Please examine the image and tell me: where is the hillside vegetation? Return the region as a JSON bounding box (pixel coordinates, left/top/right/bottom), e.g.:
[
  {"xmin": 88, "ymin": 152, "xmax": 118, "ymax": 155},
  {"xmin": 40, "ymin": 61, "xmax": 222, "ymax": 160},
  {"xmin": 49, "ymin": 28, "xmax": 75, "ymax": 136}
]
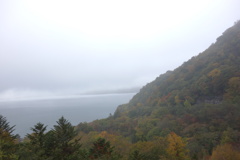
[
  {"xmin": 76, "ymin": 21, "xmax": 240, "ymax": 159},
  {"xmin": 1, "ymin": 21, "xmax": 240, "ymax": 159}
]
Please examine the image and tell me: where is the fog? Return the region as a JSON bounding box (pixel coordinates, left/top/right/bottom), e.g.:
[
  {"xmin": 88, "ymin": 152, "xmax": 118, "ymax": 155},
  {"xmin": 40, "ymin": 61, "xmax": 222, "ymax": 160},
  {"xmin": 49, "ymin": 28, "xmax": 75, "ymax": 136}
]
[{"xmin": 1, "ymin": 0, "xmax": 240, "ymax": 101}]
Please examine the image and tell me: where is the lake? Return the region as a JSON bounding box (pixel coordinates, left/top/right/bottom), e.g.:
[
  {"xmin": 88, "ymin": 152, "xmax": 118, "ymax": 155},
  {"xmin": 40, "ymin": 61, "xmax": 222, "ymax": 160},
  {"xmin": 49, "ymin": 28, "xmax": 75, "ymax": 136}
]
[{"xmin": 0, "ymin": 93, "xmax": 135, "ymax": 138}]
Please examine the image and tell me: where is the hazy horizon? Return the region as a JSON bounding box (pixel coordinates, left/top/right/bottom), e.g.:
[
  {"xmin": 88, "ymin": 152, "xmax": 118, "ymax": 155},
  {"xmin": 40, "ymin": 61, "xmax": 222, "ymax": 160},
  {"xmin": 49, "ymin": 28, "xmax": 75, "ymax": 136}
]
[
  {"xmin": 0, "ymin": 87, "xmax": 140, "ymax": 102},
  {"xmin": 0, "ymin": 93, "xmax": 135, "ymax": 137},
  {"xmin": 1, "ymin": 0, "xmax": 240, "ymax": 101}
]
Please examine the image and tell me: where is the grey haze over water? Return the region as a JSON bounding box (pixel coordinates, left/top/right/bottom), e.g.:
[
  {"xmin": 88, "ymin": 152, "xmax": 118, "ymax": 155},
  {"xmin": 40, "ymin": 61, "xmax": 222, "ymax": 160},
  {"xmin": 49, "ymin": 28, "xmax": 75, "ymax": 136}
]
[
  {"xmin": 0, "ymin": 93, "xmax": 135, "ymax": 137},
  {"xmin": 1, "ymin": 1, "xmax": 240, "ymax": 100}
]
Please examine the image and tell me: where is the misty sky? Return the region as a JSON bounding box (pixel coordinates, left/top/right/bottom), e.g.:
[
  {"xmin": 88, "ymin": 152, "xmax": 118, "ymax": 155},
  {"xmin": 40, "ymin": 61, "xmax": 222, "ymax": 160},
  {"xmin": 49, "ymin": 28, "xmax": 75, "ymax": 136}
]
[{"xmin": 0, "ymin": 0, "xmax": 240, "ymax": 100}]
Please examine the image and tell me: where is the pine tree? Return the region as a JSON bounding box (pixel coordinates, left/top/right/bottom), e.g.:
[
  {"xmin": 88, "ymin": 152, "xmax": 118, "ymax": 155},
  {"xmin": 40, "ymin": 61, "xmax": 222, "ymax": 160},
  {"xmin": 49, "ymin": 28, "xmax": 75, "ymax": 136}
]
[
  {"xmin": 89, "ymin": 138, "xmax": 114, "ymax": 160},
  {"xmin": 26, "ymin": 123, "xmax": 48, "ymax": 160},
  {"xmin": 52, "ymin": 116, "xmax": 81, "ymax": 160},
  {"xmin": 0, "ymin": 115, "xmax": 18, "ymax": 159}
]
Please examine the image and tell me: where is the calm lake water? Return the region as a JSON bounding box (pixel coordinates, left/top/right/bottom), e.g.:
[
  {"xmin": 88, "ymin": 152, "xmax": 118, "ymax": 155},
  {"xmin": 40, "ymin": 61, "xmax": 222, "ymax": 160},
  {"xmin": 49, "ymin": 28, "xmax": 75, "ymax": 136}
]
[{"xmin": 0, "ymin": 93, "xmax": 135, "ymax": 137}]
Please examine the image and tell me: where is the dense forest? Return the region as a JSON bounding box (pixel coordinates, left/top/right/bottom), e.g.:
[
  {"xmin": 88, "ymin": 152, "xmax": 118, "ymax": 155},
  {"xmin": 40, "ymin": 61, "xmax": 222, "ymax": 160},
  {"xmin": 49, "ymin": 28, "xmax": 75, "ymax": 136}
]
[{"xmin": 1, "ymin": 21, "xmax": 240, "ymax": 159}]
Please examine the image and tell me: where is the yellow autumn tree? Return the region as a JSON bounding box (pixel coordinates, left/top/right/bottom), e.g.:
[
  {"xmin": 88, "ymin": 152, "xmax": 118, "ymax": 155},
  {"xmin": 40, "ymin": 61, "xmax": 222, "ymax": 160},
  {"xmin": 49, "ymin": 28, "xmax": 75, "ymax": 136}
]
[
  {"xmin": 210, "ymin": 144, "xmax": 240, "ymax": 160},
  {"xmin": 97, "ymin": 131, "xmax": 131, "ymax": 156},
  {"xmin": 207, "ymin": 68, "xmax": 221, "ymax": 78},
  {"xmin": 166, "ymin": 132, "xmax": 190, "ymax": 160}
]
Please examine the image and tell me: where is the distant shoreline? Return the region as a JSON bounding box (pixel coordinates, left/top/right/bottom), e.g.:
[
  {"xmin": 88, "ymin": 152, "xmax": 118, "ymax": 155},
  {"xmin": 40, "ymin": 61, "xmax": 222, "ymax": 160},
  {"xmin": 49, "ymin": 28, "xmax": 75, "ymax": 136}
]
[{"xmin": 0, "ymin": 92, "xmax": 137, "ymax": 103}]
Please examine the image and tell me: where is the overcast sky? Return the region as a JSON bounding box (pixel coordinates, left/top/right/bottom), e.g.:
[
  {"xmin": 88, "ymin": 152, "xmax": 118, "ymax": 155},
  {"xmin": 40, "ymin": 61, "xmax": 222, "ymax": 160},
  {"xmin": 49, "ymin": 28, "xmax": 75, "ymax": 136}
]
[{"xmin": 0, "ymin": 0, "xmax": 240, "ymax": 100}]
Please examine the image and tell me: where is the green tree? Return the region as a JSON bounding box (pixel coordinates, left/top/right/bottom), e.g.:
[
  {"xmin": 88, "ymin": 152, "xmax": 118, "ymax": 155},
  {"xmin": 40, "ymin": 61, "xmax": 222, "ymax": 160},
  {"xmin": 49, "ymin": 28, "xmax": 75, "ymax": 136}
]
[
  {"xmin": 128, "ymin": 150, "xmax": 146, "ymax": 160},
  {"xmin": 220, "ymin": 128, "xmax": 240, "ymax": 145},
  {"xmin": 0, "ymin": 115, "xmax": 18, "ymax": 160},
  {"xmin": 26, "ymin": 123, "xmax": 48, "ymax": 160},
  {"xmin": 28, "ymin": 123, "xmax": 47, "ymax": 147},
  {"xmin": 21, "ymin": 117, "xmax": 82, "ymax": 160},
  {"xmin": 224, "ymin": 77, "xmax": 240, "ymax": 103},
  {"xmin": 89, "ymin": 138, "xmax": 116, "ymax": 160},
  {"xmin": 52, "ymin": 116, "xmax": 82, "ymax": 160},
  {"xmin": 0, "ymin": 115, "xmax": 16, "ymax": 138}
]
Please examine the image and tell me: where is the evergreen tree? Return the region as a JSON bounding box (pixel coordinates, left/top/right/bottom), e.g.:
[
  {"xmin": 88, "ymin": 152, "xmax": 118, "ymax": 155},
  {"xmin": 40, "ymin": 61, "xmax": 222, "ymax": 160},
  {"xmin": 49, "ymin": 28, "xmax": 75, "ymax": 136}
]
[
  {"xmin": 89, "ymin": 138, "xmax": 115, "ymax": 160},
  {"xmin": 26, "ymin": 123, "xmax": 48, "ymax": 160},
  {"xmin": 0, "ymin": 115, "xmax": 16, "ymax": 137},
  {"xmin": 0, "ymin": 115, "xmax": 18, "ymax": 160},
  {"xmin": 52, "ymin": 116, "xmax": 82, "ymax": 160}
]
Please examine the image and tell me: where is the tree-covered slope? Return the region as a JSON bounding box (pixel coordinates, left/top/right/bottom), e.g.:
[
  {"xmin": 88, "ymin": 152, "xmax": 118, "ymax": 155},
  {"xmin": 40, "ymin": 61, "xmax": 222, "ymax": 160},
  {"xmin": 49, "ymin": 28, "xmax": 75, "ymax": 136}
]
[
  {"xmin": 128, "ymin": 21, "xmax": 240, "ymax": 110},
  {"xmin": 76, "ymin": 21, "xmax": 240, "ymax": 159}
]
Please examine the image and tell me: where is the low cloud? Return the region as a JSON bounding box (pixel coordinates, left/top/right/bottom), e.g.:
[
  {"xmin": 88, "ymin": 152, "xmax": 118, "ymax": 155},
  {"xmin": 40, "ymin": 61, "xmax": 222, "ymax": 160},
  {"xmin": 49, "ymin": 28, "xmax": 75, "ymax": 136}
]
[
  {"xmin": 0, "ymin": 89, "xmax": 57, "ymax": 101},
  {"xmin": 0, "ymin": 1, "xmax": 239, "ymax": 99}
]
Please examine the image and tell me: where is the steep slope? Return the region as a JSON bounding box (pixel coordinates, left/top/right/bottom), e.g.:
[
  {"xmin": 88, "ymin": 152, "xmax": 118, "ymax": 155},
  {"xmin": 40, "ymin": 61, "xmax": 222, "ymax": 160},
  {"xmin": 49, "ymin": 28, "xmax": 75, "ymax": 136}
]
[
  {"xmin": 128, "ymin": 21, "xmax": 240, "ymax": 110},
  {"xmin": 76, "ymin": 21, "xmax": 240, "ymax": 159}
]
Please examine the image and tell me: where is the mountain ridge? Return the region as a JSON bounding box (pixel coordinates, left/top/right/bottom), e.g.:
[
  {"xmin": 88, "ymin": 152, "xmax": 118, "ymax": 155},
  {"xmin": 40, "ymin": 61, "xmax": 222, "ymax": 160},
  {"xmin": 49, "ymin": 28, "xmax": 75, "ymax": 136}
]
[
  {"xmin": 75, "ymin": 21, "xmax": 240, "ymax": 159},
  {"xmin": 126, "ymin": 21, "xmax": 240, "ymax": 110}
]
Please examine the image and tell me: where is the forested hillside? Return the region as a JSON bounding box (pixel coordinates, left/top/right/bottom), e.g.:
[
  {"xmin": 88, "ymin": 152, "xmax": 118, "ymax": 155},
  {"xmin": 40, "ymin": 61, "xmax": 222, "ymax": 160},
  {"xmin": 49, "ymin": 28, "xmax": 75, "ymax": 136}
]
[
  {"xmin": 128, "ymin": 20, "xmax": 240, "ymax": 109},
  {"xmin": 1, "ymin": 21, "xmax": 240, "ymax": 159},
  {"xmin": 76, "ymin": 21, "xmax": 240, "ymax": 159}
]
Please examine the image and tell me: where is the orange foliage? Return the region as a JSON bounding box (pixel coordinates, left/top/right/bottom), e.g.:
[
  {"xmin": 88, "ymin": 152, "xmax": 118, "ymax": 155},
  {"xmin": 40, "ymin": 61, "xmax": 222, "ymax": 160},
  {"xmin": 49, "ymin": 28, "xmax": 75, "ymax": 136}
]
[{"xmin": 210, "ymin": 144, "xmax": 240, "ymax": 160}]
